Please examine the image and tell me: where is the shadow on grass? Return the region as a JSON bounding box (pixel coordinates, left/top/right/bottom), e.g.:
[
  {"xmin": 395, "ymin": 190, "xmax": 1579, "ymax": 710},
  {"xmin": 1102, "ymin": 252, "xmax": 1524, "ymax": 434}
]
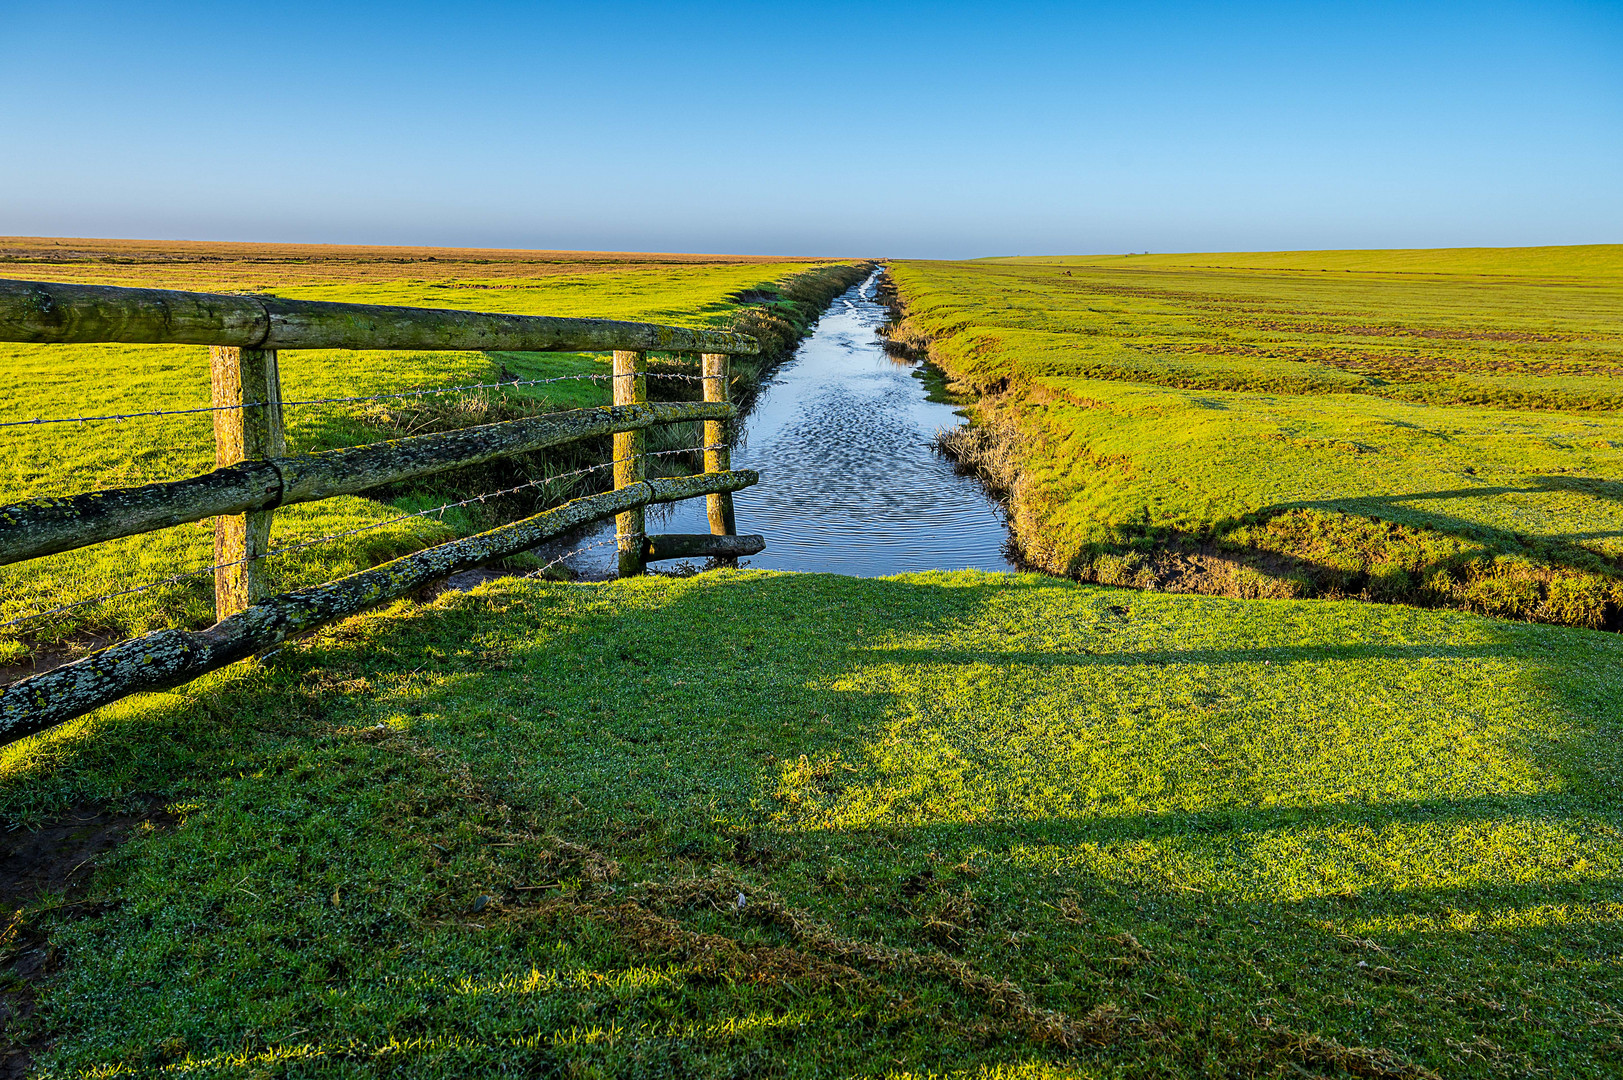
[
  {"xmin": 1, "ymin": 570, "xmax": 1619, "ymax": 1075},
  {"xmin": 1055, "ymin": 482, "xmax": 1623, "ymax": 631},
  {"xmin": 1256, "ymin": 476, "xmax": 1623, "ymax": 568},
  {"xmin": 3, "ymin": 569, "xmax": 1613, "ymax": 865}
]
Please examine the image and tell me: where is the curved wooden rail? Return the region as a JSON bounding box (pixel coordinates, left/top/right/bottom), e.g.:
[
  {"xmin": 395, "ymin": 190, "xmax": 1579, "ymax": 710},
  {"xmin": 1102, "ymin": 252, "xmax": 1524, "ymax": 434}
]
[{"xmin": 0, "ymin": 470, "xmax": 757, "ymax": 745}]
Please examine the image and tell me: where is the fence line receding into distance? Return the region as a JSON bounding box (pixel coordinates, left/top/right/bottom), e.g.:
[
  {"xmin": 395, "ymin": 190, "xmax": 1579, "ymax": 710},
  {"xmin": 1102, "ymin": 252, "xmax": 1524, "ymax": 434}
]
[{"xmin": 0, "ymin": 277, "xmax": 766, "ymax": 745}]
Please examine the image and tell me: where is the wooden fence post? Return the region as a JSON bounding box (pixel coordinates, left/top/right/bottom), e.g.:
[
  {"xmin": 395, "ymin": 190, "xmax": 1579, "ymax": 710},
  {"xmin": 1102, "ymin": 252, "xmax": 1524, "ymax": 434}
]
[
  {"xmin": 211, "ymin": 347, "xmax": 284, "ymax": 618},
  {"xmin": 613, "ymin": 350, "xmax": 647, "ymax": 577},
  {"xmin": 701, "ymin": 353, "xmax": 738, "ymax": 549}
]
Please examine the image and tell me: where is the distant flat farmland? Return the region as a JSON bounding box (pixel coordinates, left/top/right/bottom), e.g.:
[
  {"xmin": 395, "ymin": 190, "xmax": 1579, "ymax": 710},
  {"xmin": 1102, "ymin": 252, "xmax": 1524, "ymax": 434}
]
[{"xmin": 0, "ymin": 236, "xmax": 803, "ymax": 289}]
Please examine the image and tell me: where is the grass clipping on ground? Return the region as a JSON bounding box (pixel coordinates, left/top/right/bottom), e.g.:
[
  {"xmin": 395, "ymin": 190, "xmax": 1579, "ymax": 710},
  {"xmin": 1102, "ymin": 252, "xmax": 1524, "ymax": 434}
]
[
  {"xmin": 887, "ymin": 246, "xmax": 1623, "ymax": 630},
  {"xmin": 3, "ymin": 571, "xmax": 1619, "ymax": 1077}
]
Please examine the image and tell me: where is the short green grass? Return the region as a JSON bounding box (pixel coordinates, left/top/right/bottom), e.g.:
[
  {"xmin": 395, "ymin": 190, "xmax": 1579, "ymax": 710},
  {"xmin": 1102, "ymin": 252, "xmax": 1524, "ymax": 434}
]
[
  {"xmin": 3, "ymin": 570, "xmax": 1619, "ymax": 1077},
  {"xmin": 888, "ymin": 247, "xmax": 1623, "ymax": 626},
  {"xmin": 990, "ymin": 245, "xmax": 1623, "ymax": 279},
  {"xmin": 0, "ymin": 257, "xmax": 857, "ymax": 663}
]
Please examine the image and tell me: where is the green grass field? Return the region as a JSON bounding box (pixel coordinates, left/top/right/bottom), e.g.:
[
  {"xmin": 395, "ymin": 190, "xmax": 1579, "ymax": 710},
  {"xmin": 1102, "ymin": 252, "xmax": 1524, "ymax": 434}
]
[
  {"xmin": 887, "ymin": 247, "xmax": 1623, "ymax": 628},
  {"xmin": 4, "ymin": 570, "xmax": 1620, "ymax": 1077},
  {"xmin": 4, "ymin": 243, "xmax": 1621, "ymax": 1078},
  {"xmin": 0, "ymin": 244, "xmax": 861, "ymax": 665}
]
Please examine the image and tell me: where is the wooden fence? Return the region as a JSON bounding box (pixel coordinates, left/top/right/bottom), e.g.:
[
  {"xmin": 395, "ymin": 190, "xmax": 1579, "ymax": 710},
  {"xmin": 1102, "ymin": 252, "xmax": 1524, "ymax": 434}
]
[{"xmin": 0, "ymin": 277, "xmax": 766, "ymax": 745}]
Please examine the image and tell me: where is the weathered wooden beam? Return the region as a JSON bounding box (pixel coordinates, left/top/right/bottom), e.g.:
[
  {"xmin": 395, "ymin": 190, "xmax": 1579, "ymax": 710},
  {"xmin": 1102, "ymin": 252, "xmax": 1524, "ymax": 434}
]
[
  {"xmin": 0, "ymin": 400, "xmax": 732, "ymax": 567},
  {"xmin": 643, "ymin": 533, "xmax": 765, "ymax": 562},
  {"xmin": 0, "ymin": 278, "xmax": 760, "ymax": 354},
  {"xmin": 613, "ymin": 351, "xmax": 648, "ymax": 578},
  {"xmin": 0, "ymin": 465, "xmax": 283, "ymax": 565},
  {"xmin": 701, "ymin": 352, "xmax": 739, "ymax": 542},
  {"xmin": 0, "ymin": 470, "xmax": 758, "ymax": 745},
  {"xmin": 211, "ymin": 347, "xmax": 284, "ymax": 618}
]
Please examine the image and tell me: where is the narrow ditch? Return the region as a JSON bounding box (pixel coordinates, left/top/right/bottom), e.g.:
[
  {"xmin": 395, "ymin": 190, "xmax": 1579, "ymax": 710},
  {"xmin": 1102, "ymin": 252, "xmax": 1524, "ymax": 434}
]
[{"xmin": 545, "ymin": 267, "xmax": 1018, "ymax": 577}]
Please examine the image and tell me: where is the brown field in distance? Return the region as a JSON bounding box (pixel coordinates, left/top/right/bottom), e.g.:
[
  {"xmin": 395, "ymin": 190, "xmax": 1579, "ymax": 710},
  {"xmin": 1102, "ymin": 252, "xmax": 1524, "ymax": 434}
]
[{"xmin": 0, "ymin": 236, "xmax": 837, "ymax": 290}]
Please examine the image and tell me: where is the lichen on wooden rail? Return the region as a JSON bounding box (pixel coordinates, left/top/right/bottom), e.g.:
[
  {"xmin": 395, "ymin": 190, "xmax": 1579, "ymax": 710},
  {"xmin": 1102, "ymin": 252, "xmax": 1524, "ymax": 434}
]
[
  {"xmin": 0, "ymin": 400, "xmax": 733, "ymax": 566},
  {"xmin": 0, "ymin": 470, "xmax": 758, "ymax": 745},
  {"xmin": 0, "ymin": 278, "xmax": 759, "ymax": 354},
  {"xmin": 644, "ymin": 533, "xmax": 765, "ymax": 561}
]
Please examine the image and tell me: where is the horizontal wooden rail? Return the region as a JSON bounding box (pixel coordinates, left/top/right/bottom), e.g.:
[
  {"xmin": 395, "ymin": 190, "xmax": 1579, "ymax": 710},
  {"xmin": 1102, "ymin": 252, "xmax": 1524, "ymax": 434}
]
[
  {"xmin": 0, "ymin": 469, "xmax": 757, "ymax": 745},
  {"xmin": 644, "ymin": 533, "xmax": 765, "ymax": 561},
  {"xmin": 0, "ymin": 278, "xmax": 760, "ymax": 354},
  {"xmin": 0, "ymin": 400, "xmax": 731, "ymax": 566}
]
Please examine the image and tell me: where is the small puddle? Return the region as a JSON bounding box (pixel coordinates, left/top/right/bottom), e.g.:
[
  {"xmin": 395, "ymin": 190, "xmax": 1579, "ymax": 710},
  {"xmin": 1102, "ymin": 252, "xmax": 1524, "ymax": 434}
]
[{"xmin": 549, "ymin": 268, "xmax": 1015, "ymax": 577}]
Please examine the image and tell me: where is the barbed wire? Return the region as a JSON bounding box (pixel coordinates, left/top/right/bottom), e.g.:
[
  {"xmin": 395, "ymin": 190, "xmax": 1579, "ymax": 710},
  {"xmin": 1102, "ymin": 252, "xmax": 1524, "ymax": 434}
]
[
  {"xmin": 0, "ymin": 401, "xmax": 259, "ymax": 429},
  {"xmin": 0, "ymin": 369, "xmax": 718, "ymax": 431},
  {"xmin": 0, "ymin": 563, "xmax": 219, "ymax": 632},
  {"xmin": 243, "ymin": 443, "xmax": 717, "ymax": 566},
  {"xmin": 0, "ymin": 374, "xmax": 597, "ymax": 429},
  {"xmin": 522, "ymin": 536, "xmax": 622, "ymax": 580},
  {"xmin": 250, "ymin": 442, "xmax": 722, "ymax": 567},
  {"xmin": 0, "ymin": 444, "xmax": 725, "ymax": 632}
]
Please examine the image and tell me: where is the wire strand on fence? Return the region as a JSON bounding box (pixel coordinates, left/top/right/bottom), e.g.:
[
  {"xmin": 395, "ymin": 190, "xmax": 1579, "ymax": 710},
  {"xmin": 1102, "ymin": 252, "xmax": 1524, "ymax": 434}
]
[
  {"xmin": 1, "ymin": 371, "xmax": 719, "ymax": 430},
  {"xmin": 245, "ymin": 442, "xmax": 722, "ymax": 571},
  {"xmin": 522, "ymin": 536, "xmax": 623, "ymax": 580},
  {"xmin": 0, "ymin": 444, "xmax": 725, "ymax": 632},
  {"xmin": 1, "ymin": 401, "xmax": 263, "ymax": 429}
]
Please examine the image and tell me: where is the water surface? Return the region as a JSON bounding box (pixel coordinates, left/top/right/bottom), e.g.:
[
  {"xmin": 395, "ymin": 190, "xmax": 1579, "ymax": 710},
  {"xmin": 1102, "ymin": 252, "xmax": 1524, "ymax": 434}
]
[{"xmin": 556, "ymin": 270, "xmax": 1015, "ymax": 577}]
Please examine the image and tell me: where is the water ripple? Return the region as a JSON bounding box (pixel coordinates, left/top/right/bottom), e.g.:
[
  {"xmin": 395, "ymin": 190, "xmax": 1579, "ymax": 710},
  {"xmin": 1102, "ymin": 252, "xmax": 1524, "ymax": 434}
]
[{"xmin": 559, "ymin": 270, "xmax": 1015, "ymax": 577}]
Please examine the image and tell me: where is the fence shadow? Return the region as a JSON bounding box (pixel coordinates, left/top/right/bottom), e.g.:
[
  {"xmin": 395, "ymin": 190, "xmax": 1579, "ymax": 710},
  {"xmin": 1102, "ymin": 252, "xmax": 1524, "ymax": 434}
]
[
  {"xmin": 2, "ymin": 569, "xmax": 1618, "ymax": 1074},
  {"xmin": 1245, "ymin": 476, "xmax": 1623, "ymax": 570}
]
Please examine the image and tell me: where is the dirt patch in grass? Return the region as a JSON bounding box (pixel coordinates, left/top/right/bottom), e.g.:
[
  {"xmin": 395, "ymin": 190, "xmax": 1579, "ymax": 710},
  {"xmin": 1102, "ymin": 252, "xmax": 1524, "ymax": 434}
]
[
  {"xmin": 0, "ymin": 801, "xmax": 177, "ymax": 1076},
  {"xmin": 0, "ymin": 805, "xmax": 171, "ymax": 912},
  {"xmin": 0, "ymin": 635, "xmax": 119, "ymax": 690},
  {"xmin": 0, "ymin": 917, "xmax": 46, "ymax": 1080}
]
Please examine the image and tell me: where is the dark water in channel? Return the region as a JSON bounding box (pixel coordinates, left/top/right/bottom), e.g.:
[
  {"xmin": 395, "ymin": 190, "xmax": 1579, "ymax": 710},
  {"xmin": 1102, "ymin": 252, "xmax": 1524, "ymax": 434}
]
[{"xmin": 555, "ymin": 269, "xmax": 1016, "ymax": 577}]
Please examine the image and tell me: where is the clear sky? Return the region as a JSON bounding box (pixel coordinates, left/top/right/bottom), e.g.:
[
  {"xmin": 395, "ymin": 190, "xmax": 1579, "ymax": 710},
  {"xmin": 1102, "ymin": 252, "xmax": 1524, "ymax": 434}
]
[{"xmin": 3, "ymin": 1, "xmax": 1619, "ymax": 258}]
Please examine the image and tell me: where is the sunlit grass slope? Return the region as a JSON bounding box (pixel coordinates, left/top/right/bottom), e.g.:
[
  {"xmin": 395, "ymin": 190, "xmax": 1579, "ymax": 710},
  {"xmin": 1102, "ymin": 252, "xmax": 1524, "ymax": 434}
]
[
  {"xmin": 888, "ymin": 247, "xmax": 1623, "ymax": 627},
  {"xmin": 0, "ymin": 243, "xmax": 856, "ymax": 663},
  {"xmin": 4, "ymin": 570, "xmax": 1619, "ymax": 1076}
]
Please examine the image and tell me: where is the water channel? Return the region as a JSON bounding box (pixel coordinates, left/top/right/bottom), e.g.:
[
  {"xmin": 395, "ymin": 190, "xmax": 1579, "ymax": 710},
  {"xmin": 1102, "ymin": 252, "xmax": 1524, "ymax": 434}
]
[{"xmin": 554, "ymin": 268, "xmax": 1017, "ymax": 578}]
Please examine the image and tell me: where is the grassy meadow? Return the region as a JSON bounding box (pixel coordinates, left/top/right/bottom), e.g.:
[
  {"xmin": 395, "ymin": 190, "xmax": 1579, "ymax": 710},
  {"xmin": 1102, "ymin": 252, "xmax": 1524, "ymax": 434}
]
[
  {"xmin": 887, "ymin": 246, "xmax": 1623, "ymax": 628},
  {"xmin": 0, "ymin": 239, "xmax": 863, "ymax": 665},
  {"xmin": 3, "ymin": 241, "xmax": 1621, "ymax": 1078},
  {"xmin": 3, "ymin": 570, "xmax": 1620, "ymax": 1077}
]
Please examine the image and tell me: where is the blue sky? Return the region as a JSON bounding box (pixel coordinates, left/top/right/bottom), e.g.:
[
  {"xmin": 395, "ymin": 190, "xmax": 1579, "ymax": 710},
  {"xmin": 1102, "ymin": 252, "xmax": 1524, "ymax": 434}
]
[{"xmin": 2, "ymin": 1, "xmax": 1619, "ymax": 257}]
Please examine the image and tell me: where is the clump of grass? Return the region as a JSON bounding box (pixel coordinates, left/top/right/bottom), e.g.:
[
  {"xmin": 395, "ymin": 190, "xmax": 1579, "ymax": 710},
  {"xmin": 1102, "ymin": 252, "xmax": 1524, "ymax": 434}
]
[{"xmin": 934, "ymin": 417, "xmax": 1024, "ymax": 499}]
